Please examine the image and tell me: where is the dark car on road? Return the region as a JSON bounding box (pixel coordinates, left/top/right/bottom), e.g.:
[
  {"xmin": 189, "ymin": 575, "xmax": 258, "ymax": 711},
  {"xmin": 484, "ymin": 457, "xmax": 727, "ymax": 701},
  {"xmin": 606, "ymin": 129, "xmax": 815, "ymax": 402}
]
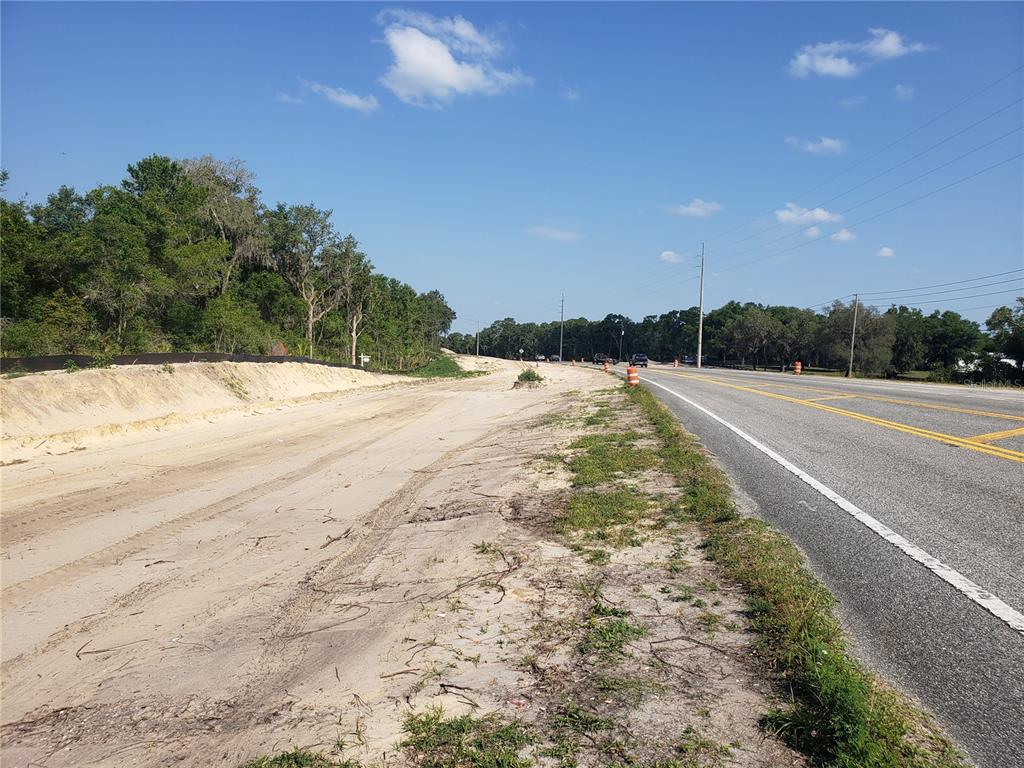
[
  {"xmin": 630, "ymin": 353, "xmax": 648, "ymax": 368},
  {"xmin": 593, "ymin": 353, "xmax": 617, "ymax": 366}
]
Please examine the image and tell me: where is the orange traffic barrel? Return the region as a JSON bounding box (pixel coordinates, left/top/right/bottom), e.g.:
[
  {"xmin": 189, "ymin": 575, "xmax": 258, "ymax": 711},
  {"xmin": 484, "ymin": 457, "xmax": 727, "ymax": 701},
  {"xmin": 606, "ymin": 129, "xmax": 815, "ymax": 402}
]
[
  {"xmin": 673, "ymin": 358, "xmax": 679, "ymax": 367},
  {"xmin": 603, "ymin": 360, "xmax": 609, "ymax": 373},
  {"xmin": 627, "ymin": 365, "xmax": 639, "ymax": 387},
  {"xmin": 794, "ymin": 361, "xmax": 802, "ymax": 375}
]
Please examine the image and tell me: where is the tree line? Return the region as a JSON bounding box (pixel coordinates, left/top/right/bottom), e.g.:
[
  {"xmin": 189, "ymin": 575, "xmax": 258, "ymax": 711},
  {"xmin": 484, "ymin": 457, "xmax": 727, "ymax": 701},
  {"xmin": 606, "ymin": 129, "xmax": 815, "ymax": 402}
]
[
  {"xmin": 1, "ymin": 157, "xmax": 455, "ymax": 371},
  {"xmin": 447, "ymin": 298, "xmax": 1024, "ymax": 381}
]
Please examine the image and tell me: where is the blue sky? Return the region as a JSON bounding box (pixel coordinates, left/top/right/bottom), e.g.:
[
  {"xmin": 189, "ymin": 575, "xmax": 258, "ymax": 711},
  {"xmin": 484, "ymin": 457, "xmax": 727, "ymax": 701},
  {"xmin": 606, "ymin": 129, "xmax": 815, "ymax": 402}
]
[{"xmin": 3, "ymin": 2, "xmax": 1022, "ymax": 334}]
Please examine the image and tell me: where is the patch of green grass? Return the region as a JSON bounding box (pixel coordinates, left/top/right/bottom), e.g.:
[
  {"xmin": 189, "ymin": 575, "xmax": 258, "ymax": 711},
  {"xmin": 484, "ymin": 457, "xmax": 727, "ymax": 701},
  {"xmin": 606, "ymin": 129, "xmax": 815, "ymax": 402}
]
[
  {"xmin": 566, "ymin": 431, "xmax": 659, "ymax": 486},
  {"xmin": 557, "ymin": 491, "xmax": 647, "ymax": 533},
  {"xmin": 578, "ymin": 602, "xmax": 647, "ymax": 657},
  {"xmin": 550, "ymin": 703, "xmax": 614, "ymax": 733},
  {"xmin": 408, "ymin": 356, "xmax": 485, "ymax": 379},
  {"xmin": 624, "ymin": 384, "xmax": 967, "ymax": 768},
  {"xmin": 674, "ymin": 726, "xmax": 731, "ymax": 767},
  {"xmin": 239, "ymin": 750, "xmax": 358, "ymax": 768},
  {"xmin": 402, "ymin": 708, "xmax": 534, "ymax": 768},
  {"xmin": 518, "ymin": 368, "xmax": 543, "ymax": 383},
  {"xmin": 584, "ymin": 548, "xmax": 612, "ymax": 565}
]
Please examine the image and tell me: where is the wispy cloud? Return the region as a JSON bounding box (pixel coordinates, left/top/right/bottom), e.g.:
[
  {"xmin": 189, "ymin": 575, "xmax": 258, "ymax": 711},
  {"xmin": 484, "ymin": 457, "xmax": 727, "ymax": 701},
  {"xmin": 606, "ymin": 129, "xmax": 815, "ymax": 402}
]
[
  {"xmin": 775, "ymin": 202, "xmax": 842, "ymax": 225},
  {"xmin": 305, "ymin": 81, "xmax": 379, "ymax": 114},
  {"xmin": 805, "ymin": 226, "xmax": 821, "ymax": 238},
  {"xmin": 789, "ymin": 28, "xmax": 933, "ymax": 79},
  {"xmin": 527, "ymin": 225, "xmax": 581, "ymax": 242},
  {"xmin": 892, "ymin": 84, "xmax": 914, "ymax": 101},
  {"xmin": 667, "ymin": 197, "xmax": 723, "ymax": 218},
  {"xmin": 560, "ymin": 85, "xmax": 582, "ymax": 102},
  {"xmin": 786, "ymin": 136, "xmax": 848, "ymax": 155},
  {"xmin": 877, "ymin": 245, "xmax": 895, "ymax": 258},
  {"xmin": 377, "ymin": 10, "xmax": 531, "ymax": 108},
  {"xmin": 659, "ymin": 250, "xmax": 684, "ymax": 264},
  {"xmin": 276, "ymin": 92, "xmax": 304, "ymax": 105},
  {"xmin": 831, "ymin": 228, "xmax": 856, "ymax": 242},
  {"xmin": 839, "ymin": 95, "xmax": 867, "ymax": 110}
]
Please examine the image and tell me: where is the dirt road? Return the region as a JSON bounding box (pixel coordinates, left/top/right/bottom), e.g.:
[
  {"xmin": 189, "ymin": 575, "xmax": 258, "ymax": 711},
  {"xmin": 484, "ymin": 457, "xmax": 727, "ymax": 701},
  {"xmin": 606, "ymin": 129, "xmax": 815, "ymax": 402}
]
[
  {"xmin": 1, "ymin": 359, "xmax": 601, "ymax": 765},
  {"xmin": 2, "ymin": 359, "xmax": 807, "ymax": 768}
]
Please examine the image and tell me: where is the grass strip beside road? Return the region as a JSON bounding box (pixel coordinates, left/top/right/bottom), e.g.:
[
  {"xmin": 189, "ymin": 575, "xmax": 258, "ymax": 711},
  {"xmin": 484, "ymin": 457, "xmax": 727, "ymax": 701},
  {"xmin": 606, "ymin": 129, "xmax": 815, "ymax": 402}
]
[{"xmin": 625, "ymin": 383, "xmax": 966, "ymax": 768}]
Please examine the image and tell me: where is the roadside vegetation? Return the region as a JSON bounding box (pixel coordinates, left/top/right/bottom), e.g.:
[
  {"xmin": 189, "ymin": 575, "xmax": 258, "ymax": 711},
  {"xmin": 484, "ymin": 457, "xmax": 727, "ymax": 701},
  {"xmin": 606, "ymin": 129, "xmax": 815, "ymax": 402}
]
[
  {"xmin": 408, "ymin": 356, "xmax": 485, "ymax": 379},
  {"xmin": 516, "ymin": 368, "xmax": 543, "ymax": 384},
  {"xmin": 445, "ymin": 300, "xmax": 1024, "ymax": 383},
  {"xmin": 0, "ymin": 160, "xmax": 454, "ymax": 370}
]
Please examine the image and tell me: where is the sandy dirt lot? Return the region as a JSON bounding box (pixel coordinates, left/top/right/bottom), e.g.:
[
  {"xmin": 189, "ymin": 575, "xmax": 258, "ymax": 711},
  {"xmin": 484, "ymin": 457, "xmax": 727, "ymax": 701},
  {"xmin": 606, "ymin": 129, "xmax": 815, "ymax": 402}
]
[{"xmin": 1, "ymin": 358, "xmax": 799, "ymax": 767}]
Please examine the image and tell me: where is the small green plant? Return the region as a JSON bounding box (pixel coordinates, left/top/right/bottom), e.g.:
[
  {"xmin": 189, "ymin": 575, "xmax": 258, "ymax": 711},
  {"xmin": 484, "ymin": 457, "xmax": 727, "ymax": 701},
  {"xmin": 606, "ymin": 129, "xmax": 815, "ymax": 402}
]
[
  {"xmin": 88, "ymin": 352, "xmax": 113, "ymax": 369},
  {"xmin": 550, "ymin": 703, "xmax": 613, "ymax": 733},
  {"xmin": 239, "ymin": 748, "xmax": 359, "ymax": 768},
  {"xmin": 402, "ymin": 707, "xmax": 533, "ymax": 768},
  {"xmin": 162, "ymin": 362, "xmax": 175, "ymax": 374},
  {"xmin": 578, "ymin": 602, "xmax": 647, "ymax": 657},
  {"xmin": 408, "ymin": 356, "xmax": 484, "ymax": 379},
  {"xmin": 63, "ymin": 358, "xmax": 80, "ymax": 373},
  {"xmin": 584, "ymin": 548, "xmax": 611, "ymax": 565},
  {"xmin": 517, "ymin": 368, "xmax": 543, "ymax": 383}
]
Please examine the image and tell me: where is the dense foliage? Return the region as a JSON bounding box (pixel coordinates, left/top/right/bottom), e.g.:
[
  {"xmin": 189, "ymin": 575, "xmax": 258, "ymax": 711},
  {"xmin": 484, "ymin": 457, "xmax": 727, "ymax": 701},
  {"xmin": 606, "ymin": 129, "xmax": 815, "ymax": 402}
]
[
  {"xmin": 447, "ymin": 299, "xmax": 1024, "ymax": 381},
  {"xmin": 0, "ymin": 158, "xmax": 455, "ymax": 370}
]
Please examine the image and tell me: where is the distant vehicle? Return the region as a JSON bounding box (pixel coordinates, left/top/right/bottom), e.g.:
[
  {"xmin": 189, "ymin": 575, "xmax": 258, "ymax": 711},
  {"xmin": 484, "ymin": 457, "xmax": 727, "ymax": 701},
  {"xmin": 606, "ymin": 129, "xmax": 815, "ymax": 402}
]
[
  {"xmin": 629, "ymin": 353, "xmax": 648, "ymax": 368},
  {"xmin": 593, "ymin": 353, "xmax": 617, "ymax": 366},
  {"xmin": 535, "ymin": 354, "xmax": 546, "ymax": 362},
  {"xmin": 682, "ymin": 355, "xmax": 696, "ymax": 365},
  {"xmin": 548, "ymin": 355, "xmax": 561, "ymax": 362}
]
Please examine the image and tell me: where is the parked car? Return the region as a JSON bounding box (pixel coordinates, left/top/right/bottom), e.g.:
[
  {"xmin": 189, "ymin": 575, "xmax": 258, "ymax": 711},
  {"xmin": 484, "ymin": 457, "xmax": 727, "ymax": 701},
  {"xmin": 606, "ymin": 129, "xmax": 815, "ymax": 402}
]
[
  {"xmin": 629, "ymin": 353, "xmax": 648, "ymax": 368},
  {"xmin": 535, "ymin": 354, "xmax": 546, "ymax": 362},
  {"xmin": 548, "ymin": 355, "xmax": 561, "ymax": 362},
  {"xmin": 593, "ymin": 353, "xmax": 617, "ymax": 366}
]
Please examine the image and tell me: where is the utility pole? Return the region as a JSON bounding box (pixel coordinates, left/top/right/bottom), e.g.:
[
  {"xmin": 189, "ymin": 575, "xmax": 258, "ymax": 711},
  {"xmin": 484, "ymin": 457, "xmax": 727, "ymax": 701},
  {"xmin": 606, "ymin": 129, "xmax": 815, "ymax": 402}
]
[
  {"xmin": 559, "ymin": 293, "xmax": 565, "ymax": 362},
  {"xmin": 618, "ymin": 319, "xmax": 624, "ymax": 362},
  {"xmin": 847, "ymin": 294, "xmax": 859, "ymax": 378},
  {"xmin": 696, "ymin": 242, "xmax": 705, "ymax": 369},
  {"xmin": 475, "ymin": 319, "xmax": 480, "ymax": 356}
]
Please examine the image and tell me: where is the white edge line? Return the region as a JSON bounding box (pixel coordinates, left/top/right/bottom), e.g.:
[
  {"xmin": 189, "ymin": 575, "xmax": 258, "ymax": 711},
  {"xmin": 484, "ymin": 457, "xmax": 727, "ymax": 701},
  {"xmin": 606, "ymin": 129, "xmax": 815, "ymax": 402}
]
[{"xmin": 642, "ymin": 375, "xmax": 1024, "ymax": 635}]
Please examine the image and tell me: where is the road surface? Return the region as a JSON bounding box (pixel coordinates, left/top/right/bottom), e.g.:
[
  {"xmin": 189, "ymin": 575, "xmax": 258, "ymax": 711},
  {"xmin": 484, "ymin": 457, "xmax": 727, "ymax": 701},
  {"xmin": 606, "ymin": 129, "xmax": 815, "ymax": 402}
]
[{"xmin": 631, "ymin": 365, "xmax": 1024, "ymax": 768}]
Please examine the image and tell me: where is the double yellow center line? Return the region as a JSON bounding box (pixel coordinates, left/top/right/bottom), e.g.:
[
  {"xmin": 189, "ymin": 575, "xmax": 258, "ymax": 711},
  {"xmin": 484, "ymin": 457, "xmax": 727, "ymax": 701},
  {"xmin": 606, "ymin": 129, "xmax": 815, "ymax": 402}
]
[{"xmin": 653, "ymin": 371, "xmax": 1024, "ymax": 464}]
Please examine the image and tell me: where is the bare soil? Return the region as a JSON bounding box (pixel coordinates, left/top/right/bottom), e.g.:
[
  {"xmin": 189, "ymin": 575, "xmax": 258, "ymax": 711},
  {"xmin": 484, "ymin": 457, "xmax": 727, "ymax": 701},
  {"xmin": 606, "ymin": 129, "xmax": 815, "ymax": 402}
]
[{"xmin": 1, "ymin": 358, "xmax": 802, "ymax": 767}]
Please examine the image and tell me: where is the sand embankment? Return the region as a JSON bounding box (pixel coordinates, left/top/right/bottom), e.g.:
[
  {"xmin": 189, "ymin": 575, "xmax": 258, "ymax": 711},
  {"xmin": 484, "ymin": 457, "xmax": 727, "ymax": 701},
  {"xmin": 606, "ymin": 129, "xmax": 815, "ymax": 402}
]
[{"xmin": 0, "ymin": 362, "xmax": 401, "ymax": 456}]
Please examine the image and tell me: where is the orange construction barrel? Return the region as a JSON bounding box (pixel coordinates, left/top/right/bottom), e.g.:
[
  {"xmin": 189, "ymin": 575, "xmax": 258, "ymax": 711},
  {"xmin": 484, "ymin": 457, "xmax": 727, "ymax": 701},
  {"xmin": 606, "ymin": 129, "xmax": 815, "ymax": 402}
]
[
  {"xmin": 794, "ymin": 361, "xmax": 802, "ymax": 375},
  {"xmin": 627, "ymin": 365, "xmax": 640, "ymax": 387}
]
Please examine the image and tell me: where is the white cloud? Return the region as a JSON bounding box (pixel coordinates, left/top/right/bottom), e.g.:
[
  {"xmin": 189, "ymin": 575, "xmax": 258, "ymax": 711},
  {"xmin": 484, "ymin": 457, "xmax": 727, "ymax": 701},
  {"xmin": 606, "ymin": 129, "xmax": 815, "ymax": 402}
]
[
  {"xmin": 276, "ymin": 92, "xmax": 304, "ymax": 105},
  {"xmin": 839, "ymin": 95, "xmax": 867, "ymax": 109},
  {"xmin": 831, "ymin": 228, "xmax": 856, "ymax": 242},
  {"xmin": 527, "ymin": 226, "xmax": 580, "ymax": 242},
  {"xmin": 892, "ymin": 84, "xmax": 914, "ymax": 101},
  {"xmin": 877, "ymin": 246, "xmax": 895, "ymax": 258},
  {"xmin": 785, "ymin": 136, "xmax": 848, "ymax": 155},
  {"xmin": 378, "ymin": 11, "xmax": 531, "ymax": 108},
  {"xmin": 667, "ymin": 197, "xmax": 723, "ymax": 218},
  {"xmin": 775, "ymin": 202, "xmax": 843, "ymax": 225},
  {"xmin": 789, "ymin": 28, "xmax": 932, "ymax": 79},
  {"xmin": 560, "ymin": 86, "xmax": 582, "ymax": 102},
  {"xmin": 305, "ymin": 81, "xmax": 379, "ymax": 114},
  {"xmin": 659, "ymin": 250, "xmax": 684, "ymax": 264},
  {"xmin": 805, "ymin": 226, "xmax": 821, "ymax": 238}
]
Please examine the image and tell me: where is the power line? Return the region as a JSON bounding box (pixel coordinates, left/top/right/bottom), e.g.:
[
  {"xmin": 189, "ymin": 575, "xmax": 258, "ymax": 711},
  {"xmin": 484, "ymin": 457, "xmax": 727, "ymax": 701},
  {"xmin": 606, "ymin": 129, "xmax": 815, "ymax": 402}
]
[
  {"xmin": 860, "ymin": 278, "xmax": 1024, "ymax": 303},
  {"xmin": 798, "ymin": 64, "xmax": 1024, "ymax": 197},
  {"xmin": 867, "ymin": 287, "xmax": 1022, "ymax": 307},
  {"xmin": 699, "ymin": 64, "xmax": 1024, "ymax": 246},
  {"xmin": 711, "ymin": 125, "xmax": 1023, "ymax": 267},
  {"xmin": 710, "ymin": 99, "xmax": 1023, "ymax": 256},
  {"xmin": 713, "ymin": 151, "xmax": 1024, "ymax": 276},
  {"xmin": 861, "ymin": 269, "xmax": 1024, "ymax": 298}
]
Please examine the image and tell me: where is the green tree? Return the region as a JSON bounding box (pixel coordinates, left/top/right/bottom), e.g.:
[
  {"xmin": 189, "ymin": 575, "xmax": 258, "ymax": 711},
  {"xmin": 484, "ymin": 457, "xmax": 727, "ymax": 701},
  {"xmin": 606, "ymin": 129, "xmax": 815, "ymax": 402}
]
[{"xmin": 986, "ymin": 298, "xmax": 1024, "ymax": 371}]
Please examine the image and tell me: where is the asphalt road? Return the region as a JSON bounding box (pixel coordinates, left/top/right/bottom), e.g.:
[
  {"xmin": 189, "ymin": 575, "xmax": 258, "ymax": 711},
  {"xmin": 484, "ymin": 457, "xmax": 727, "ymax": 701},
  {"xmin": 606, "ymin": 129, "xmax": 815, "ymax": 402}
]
[{"xmin": 626, "ymin": 365, "xmax": 1023, "ymax": 768}]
